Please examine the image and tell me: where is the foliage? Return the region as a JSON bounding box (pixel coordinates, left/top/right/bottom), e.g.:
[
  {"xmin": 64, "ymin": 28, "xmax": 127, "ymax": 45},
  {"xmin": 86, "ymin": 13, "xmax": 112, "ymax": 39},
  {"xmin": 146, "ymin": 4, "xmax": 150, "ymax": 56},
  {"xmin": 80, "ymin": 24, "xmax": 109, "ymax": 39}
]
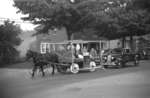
[
  {"xmin": 14, "ymin": 0, "xmax": 80, "ymax": 39},
  {"xmin": 0, "ymin": 21, "xmax": 22, "ymax": 65},
  {"xmin": 14, "ymin": 0, "xmax": 112, "ymax": 39},
  {"xmin": 14, "ymin": 0, "xmax": 150, "ymax": 40},
  {"xmin": 133, "ymin": 0, "xmax": 150, "ymax": 11},
  {"xmin": 89, "ymin": 0, "xmax": 150, "ymax": 39}
]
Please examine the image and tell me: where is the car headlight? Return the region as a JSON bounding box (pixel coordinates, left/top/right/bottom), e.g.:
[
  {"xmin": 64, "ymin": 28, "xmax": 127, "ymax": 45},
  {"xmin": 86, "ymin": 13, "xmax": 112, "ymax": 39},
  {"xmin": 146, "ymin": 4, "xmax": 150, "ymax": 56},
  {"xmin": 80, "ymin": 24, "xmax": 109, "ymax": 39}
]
[{"xmin": 111, "ymin": 57, "xmax": 114, "ymax": 59}]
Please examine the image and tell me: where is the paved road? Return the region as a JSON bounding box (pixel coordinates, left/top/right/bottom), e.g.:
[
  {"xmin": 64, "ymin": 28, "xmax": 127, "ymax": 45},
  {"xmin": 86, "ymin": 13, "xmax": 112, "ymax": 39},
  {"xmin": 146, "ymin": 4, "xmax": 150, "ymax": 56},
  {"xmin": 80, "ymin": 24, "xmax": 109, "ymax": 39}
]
[{"xmin": 0, "ymin": 60, "xmax": 150, "ymax": 98}]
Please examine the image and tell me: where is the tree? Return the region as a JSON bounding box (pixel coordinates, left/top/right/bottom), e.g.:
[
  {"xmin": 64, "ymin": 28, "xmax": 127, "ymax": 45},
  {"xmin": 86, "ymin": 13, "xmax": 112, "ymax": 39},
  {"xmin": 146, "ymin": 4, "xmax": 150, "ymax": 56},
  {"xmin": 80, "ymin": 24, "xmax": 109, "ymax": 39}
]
[
  {"xmin": 14, "ymin": 0, "xmax": 80, "ymax": 40},
  {"xmin": 0, "ymin": 21, "xmax": 22, "ymax": 65},
  {"xmin": 14, "ymin": 0, "xmax": 150, "ymax": 44},
  {"xmin": 79, "ymin": 0, "xmax": 150, "ymax": 50},
  {"xmin": 14, "ymin": 0, "xmax": 111, "ymax": 40},
  {"xmin": 109, "ymin": 1, "xmax": 150, "ymax": 49},
  {"xmin": 133, "ymin": 0, "xmax": 150, "ymax": 11}
]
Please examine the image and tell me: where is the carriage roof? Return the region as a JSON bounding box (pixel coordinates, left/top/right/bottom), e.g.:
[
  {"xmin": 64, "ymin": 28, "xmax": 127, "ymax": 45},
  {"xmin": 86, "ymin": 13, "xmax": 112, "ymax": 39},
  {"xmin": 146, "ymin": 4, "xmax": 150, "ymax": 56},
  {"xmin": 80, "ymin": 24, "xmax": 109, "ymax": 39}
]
[{"xmin": 44, "ymin": 40, "xmax": 106, "ymax": 45}]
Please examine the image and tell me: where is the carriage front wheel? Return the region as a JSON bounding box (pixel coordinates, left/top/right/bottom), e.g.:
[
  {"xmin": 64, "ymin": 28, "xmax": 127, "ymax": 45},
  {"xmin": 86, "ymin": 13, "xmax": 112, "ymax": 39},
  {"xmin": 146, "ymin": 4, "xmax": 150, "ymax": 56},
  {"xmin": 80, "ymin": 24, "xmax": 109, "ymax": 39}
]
[
  {"xmin": 89, "ymin": 61, "xmax": 96, "ymax": 72},
  {"xmin": 70, "ymin": 63, "xmax": 79, "ymax": 74}
]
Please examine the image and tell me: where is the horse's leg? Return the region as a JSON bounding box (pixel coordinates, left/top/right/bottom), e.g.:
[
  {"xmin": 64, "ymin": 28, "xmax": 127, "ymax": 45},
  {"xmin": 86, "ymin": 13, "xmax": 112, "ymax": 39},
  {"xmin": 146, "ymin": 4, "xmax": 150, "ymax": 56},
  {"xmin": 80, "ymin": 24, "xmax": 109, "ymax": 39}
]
[
  {"xmin": 40, "ymin": 66, "xmax": 45, "ymax": 77},
  {"xmin": 32, "ymin": 66, "xmax": 37, "ymax": 77},
  {"xmin": 51, "ymin": 64, "xmax": 55, "ymax": 75}
]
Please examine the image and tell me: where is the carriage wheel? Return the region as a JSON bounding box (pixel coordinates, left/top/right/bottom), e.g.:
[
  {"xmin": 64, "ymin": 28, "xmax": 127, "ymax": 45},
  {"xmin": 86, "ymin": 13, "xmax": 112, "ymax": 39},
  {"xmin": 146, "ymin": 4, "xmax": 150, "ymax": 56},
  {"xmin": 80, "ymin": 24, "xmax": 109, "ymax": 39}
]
[
  {"xmin": 89, "ymin": 61, "xmax": 96, "ymax": 72},
  {"xmin": 70, "ymin": 63, "xmax": 79, "ymax": 74}
]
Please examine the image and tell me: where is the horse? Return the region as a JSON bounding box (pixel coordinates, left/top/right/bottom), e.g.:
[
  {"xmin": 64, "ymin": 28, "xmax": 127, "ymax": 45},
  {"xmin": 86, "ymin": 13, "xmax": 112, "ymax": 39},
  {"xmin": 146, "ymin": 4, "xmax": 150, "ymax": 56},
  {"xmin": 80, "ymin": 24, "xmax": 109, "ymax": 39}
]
[{"xmin": 26, "ymin": 50, "xmax": 49, "ymax": 77}]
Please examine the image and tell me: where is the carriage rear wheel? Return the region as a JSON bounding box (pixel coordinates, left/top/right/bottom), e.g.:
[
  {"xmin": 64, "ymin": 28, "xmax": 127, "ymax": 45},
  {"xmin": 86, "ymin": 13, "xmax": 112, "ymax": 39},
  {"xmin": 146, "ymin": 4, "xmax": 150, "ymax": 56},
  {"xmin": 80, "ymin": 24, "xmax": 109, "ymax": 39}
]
[
  {"xmin": 89, "ymin": 61, "xmax": 96, "ymax": 72},
  {"xmin": 70, "ymin": 63, "xmax": 79, "ymax": 74}
]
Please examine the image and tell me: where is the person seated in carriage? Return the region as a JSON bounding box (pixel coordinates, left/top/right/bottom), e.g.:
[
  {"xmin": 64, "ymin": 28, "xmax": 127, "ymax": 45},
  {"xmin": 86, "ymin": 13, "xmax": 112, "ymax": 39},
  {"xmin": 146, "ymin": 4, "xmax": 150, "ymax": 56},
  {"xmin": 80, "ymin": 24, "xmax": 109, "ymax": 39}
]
[{"xmin": 90, "ymin": 48, "xmax": 97, "ymax": 59}]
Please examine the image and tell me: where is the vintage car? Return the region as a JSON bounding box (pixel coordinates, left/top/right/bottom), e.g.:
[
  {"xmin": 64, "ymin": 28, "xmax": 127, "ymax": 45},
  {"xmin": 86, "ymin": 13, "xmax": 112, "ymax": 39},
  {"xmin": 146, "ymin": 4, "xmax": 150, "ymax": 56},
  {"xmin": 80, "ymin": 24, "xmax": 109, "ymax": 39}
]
[
  {"xmin": 145, "ymin": 47, "xmax": 150, "ymax": 59},
  {"xmin": 138, "ymin": 47, "xmax": 150, "ymax": 60},
  {"xmin": 102, "ymin": 48, "xmax": 139, "ymax": 68}
]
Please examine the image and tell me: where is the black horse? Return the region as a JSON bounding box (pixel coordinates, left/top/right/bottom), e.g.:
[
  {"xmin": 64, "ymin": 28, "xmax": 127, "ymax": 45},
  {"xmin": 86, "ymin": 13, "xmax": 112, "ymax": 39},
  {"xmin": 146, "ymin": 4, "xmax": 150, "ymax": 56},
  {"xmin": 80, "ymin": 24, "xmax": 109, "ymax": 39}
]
[{"xmin": 26, "ymin": 50, "xmax": 59, "ymax": 77}]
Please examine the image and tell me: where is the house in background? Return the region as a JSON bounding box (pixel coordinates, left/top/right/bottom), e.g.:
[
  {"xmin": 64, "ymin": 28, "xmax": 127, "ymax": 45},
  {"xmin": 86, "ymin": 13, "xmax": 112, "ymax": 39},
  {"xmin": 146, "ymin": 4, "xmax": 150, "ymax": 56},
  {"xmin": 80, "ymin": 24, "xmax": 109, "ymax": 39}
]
[
  {"xmin": 136, "ymin": 34, "xmax": 150, "ymax": 50},
  {"xmin": 106, "ymin": 37, "xmax": 139, "ymax": 50},
  {"xmin": 17, "ymin": 27, "xmax": 68, "ymax": 57},
  {"xmin": 27, "ymin": 26, "xmax": 150, "ymax": 55},
  {"xmin": 108, "ymin": 34, "xmax": 150, "ymax": 51},
  {"xmin": 28, "ymin": 27, "xmax": 109, "ymax": 54},
  {"xmin": 29, "ymin": 27, "xmax": 68, "ymax": 54}
]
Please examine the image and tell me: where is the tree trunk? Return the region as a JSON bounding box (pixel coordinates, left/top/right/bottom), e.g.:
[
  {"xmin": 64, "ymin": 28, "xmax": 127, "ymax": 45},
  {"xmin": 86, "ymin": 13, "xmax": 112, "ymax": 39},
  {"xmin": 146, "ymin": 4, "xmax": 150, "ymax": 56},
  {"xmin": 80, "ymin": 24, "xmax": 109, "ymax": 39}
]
[
  {"xmin": 122, "ymin": 37, "xmax": 125, "ymax": 48},
  {"xmin": 65, "ymin": 27, "xmax": 72, "ymax": 40},
  {"xmin": 67, "ymin": 32, "xmax": 72, "ymax": 40}
]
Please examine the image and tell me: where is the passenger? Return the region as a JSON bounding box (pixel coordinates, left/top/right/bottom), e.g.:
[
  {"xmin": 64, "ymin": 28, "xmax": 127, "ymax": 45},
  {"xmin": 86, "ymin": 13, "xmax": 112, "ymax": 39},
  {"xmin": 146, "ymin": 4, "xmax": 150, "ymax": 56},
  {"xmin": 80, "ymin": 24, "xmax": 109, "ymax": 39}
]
[
  {"xmin": 90, "ymin": 48, "xmax": 97, "ymax": 58},
  {"xmin": 82, "ymin": 46, "xmax": 89, "ymax": 56},
  {"xmin": 100, "ymin": 50, "xmax": 104, "ymax": 57}
]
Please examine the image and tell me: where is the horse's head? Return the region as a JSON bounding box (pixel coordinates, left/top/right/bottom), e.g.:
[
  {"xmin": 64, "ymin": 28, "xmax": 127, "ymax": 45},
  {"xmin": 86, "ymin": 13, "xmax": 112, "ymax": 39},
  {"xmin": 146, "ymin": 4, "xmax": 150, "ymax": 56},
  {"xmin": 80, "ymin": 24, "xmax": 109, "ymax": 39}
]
[{"xmin": 26, "ymin": 50, "xmax": 36, "ymax": 61}]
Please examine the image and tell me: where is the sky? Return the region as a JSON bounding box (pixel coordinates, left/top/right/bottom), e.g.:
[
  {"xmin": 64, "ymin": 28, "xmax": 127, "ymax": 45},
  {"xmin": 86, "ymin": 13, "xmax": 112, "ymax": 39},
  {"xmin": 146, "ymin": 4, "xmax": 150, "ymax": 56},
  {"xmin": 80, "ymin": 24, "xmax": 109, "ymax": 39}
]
[{"xmin": 0, "ymin": 0, "xmax": 36, "ymax": 31}]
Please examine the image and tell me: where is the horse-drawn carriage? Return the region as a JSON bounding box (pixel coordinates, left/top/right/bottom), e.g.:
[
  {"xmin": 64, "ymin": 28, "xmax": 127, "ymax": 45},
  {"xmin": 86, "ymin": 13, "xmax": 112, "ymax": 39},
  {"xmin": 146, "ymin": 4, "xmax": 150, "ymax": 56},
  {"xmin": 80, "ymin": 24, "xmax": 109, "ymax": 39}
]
[
  {"xmin": 26, "ymin": 40, "xmax": 106, "ymax": 77},
  {"xmin": 55, "ymin": 40, "xmax": 104, "ymax": 74}
]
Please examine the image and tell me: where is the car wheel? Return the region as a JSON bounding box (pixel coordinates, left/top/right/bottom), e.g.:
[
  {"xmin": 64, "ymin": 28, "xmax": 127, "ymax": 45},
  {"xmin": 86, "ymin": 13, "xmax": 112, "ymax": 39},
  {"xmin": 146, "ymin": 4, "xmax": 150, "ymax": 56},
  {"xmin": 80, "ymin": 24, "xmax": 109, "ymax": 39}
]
[
  {"xmin": 70, "ymin": 63, "xmax": 79, "ymax": 74},
  {"xmin": 116, "ymin": 61, "xmax": 122, "ymax": 68},
  {"xmin": 89, "ymin": 61, "xmax": 96, "ymax": 72}
]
